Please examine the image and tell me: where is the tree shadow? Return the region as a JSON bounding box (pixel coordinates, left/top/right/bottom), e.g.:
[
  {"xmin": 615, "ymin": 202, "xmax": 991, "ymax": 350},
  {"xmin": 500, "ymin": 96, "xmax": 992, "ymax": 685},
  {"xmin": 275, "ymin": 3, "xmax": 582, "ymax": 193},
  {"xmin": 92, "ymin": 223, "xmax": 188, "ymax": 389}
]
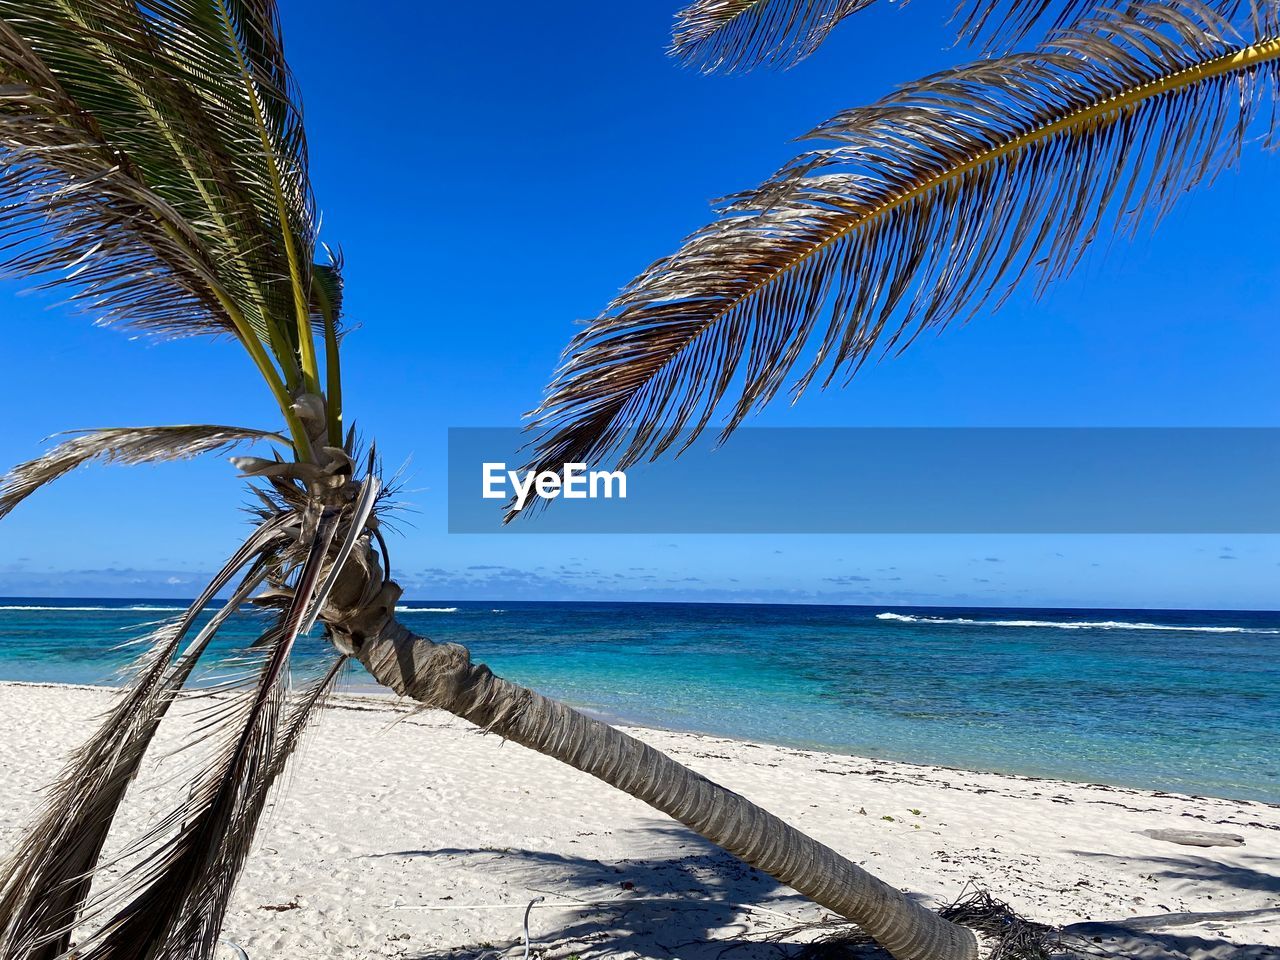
[
  {"xmin": 375, "ymin": 835, "xmax": 1279, "ymax": 959},
  {"xmin": 1072, "ymin": 851, "xmax": 1280, "ymax": 896},
  {"xmin": 374, "ymin": 825, "xmax": 893, "ymax": 960},
  {"xmin": 1057, "ymin": 915, "xmax": 1280, "ymax": 960},
  {"xmin": 1053, "ymin": 851, "xmax": 1280, "ymax": 960}
]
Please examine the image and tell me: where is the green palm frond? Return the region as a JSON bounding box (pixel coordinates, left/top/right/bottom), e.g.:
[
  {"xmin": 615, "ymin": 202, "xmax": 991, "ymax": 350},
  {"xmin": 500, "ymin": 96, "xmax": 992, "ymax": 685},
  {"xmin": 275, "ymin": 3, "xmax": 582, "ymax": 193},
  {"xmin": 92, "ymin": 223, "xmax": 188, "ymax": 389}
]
[
  {"xmin": 0, "ymin": 0, "xmax": 341, "ymax": 454},
  {"xmin": 530, "ymin": 0, "xmax": 1280, "ymax": 481},
  {"xmin": 670, "ymin": 0, "xmax": 867, "ymax": 72},
  {"xmin": 0, "ymin": 425, "xmax": 286, "ymax": 519}
]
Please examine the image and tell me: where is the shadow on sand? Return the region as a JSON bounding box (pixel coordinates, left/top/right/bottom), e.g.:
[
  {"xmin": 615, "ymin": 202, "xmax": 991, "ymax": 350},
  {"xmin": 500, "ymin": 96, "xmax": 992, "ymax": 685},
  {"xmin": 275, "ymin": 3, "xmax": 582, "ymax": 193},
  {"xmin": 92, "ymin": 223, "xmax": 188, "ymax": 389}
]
[
  {"xmin": 1055, "ymin": 851, "xmax": 1280, "ymax": 959},
  {"xmin": 1075, "ymin": 850, "xmax": 1280, "ymax": 896},
  {"xmin": 1058, "ymin": 914, "xmax": 1280, "ymax": 960},
  {"xmin": 376, "ymin": 825, "xmax": 891, "ymax": 960},
  {"xmin": 374, "ymin": 829, "xmax": 1278, "ymax": 959}
]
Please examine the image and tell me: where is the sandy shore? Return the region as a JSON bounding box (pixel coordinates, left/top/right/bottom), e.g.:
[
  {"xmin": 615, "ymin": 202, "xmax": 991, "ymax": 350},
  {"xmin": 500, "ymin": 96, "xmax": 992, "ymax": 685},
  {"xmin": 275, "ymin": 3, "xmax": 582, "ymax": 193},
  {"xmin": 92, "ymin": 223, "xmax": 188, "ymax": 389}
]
[{"xmin": 1, "ymin": 681, "xmax": 1276, "ymax": 959}]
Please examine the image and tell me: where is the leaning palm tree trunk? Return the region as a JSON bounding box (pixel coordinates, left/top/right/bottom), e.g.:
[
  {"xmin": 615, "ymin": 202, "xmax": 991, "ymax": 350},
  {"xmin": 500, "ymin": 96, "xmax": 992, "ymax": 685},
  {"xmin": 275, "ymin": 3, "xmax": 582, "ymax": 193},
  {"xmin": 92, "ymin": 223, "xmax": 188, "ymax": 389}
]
[{"xmin": 323, "ymin": 565, "xmax": 979, "ymax": 960}]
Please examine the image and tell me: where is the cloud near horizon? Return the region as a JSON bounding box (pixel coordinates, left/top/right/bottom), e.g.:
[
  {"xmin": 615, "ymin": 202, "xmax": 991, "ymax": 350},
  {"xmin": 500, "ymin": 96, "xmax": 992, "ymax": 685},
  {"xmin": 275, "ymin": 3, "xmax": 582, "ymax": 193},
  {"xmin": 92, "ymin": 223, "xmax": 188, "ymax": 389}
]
[{"xmin": 0, "ymin": 562, "xmax": 992, "ymax": 607}]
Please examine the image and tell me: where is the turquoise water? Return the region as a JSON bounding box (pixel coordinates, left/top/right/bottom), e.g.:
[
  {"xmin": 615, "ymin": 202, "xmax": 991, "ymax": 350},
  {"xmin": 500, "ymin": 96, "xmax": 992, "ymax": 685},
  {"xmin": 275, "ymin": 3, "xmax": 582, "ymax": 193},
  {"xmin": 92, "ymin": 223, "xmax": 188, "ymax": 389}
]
[{"xmin": 1, "ymin": 599, "xmax": 1277, "ymax": 803}]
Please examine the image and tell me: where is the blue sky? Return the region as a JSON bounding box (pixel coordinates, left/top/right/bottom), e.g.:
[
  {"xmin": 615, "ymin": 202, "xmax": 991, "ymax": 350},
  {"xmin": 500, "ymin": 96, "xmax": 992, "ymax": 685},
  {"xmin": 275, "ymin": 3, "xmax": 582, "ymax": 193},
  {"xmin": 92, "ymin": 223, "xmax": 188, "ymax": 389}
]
[{"xmin": 1, "ymin": 0, "xmax": 1278, "ymax": 607}]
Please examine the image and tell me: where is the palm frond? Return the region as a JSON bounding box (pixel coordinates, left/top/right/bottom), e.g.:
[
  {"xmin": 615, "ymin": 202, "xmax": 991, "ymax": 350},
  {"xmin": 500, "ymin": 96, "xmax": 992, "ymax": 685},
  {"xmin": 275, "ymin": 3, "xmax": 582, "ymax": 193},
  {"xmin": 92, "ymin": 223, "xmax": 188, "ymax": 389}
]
[
  {"xmin": 68, "ymin": 509, "xmax": 335, "ymax": 960},
  {"xmin": 670, "ymin": 0, "xmax": 867, "ymax": 72},
  {"xmin": 67, "ymin": 475, "xmax": 374, "ymax": 960},
  {"xmin": 314, "ymin": 249, "xmax": 346, "ymax": 445},
  {"xmin": 669, "ymin": 0, "xmax": 1273, "ymax": 71},
  {"xmin": 957, "ymin": 0, "xmax": 1114, "ymax": 50},
  {"xmin": 66, "ymin": 512, "xmax": 335, "ymax": 960},
  {"xmin": 529, "ymin": 0, "xmax": 1280, "ymax": 482},
  {"xmin": 957, "ymin": 0, "xmax": 1271, "ymax": 51},
  {"xmin": 0, "ymin": 425, "xmax": 287, "ymax": 519},
  {"xmin": 267, "ymin": 654, "xmax": 348, "ymax": 784},
  {"xmin": 0, "ymin": 1, "xmax": 341, "ymax": 446},
  {"xmin": 0, "ymin": 517, "xmax": 290, "ymax": 959}
]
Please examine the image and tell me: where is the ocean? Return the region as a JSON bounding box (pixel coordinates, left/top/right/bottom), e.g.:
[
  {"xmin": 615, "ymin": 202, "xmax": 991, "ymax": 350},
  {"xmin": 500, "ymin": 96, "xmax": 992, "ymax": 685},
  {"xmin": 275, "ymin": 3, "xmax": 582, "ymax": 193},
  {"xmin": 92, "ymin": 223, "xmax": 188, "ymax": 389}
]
[{"xmin": 1, "ymin": 599, "xmax": 1276, "ymax": 804}]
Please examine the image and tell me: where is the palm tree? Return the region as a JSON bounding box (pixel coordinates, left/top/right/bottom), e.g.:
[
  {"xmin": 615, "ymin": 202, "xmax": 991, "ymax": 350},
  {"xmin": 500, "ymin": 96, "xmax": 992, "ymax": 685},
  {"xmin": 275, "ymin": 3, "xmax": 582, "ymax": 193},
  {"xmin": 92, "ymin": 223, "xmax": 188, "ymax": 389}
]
[{"xmin": 0, "ymin": 3, "xmax": 1273, "ymax": 960}]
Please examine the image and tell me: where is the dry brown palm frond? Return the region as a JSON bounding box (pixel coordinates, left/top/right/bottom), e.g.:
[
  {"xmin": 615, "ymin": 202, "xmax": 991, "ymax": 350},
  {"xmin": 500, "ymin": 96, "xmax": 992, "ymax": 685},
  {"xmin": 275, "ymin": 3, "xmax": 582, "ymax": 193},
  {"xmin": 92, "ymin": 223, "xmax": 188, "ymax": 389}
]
[
  {"xmin": 957, "ymin": 0, "xmax": 1273, "ymax": 51},
  {"xmin": 266, "ymin": 654, "xmax": 349, "ymax": 783},
  {"xmin": 940, "ymin": 888, "xmax": 1061, "ymax": 959},
  {"xmin": 0, "ymin": 516, "xmax": 292, "ymax": 959},
  {"xmin": 670, "ymin": 0, "xmax": 869, "ymax": 72},
  {"xmin": 56, "ymin": 475, "xmax": 374, "ymax": 960},
  {"xmin": 526, "ymin": 0, "xmax": 1280, "ymax": 487},
  {"xmin": 670, "ymin": 0, "xmax": 1270, "ymax": 71},
  {"xmin": 0, "ymin": 425, "xmax": 287, "ymax": 519},
  {"xmin": 64, "ymin": 511, "xmax": 338, "ymax": 960},
  {"xmin": 956, "ymin": 0, "xmax": 1119, "ymax": 50}
]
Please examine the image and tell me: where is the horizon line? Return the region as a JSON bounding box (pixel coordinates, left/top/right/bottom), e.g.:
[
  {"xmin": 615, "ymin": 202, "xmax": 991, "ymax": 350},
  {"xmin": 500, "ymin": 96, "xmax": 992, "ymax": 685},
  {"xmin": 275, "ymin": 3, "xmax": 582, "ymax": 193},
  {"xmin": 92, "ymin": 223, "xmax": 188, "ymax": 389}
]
[{"xmin": 0, "ymin": 595, "xmax": 1277, "ymax": 615}]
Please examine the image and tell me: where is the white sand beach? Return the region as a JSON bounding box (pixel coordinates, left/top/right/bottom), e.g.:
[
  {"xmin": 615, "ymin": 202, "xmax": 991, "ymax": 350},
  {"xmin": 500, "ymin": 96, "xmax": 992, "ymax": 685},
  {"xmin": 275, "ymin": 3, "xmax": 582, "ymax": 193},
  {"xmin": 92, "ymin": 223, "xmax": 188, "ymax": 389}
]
[{"xmin": 1, "ymin": 681, "xmax": 1276, "ymax": 959}]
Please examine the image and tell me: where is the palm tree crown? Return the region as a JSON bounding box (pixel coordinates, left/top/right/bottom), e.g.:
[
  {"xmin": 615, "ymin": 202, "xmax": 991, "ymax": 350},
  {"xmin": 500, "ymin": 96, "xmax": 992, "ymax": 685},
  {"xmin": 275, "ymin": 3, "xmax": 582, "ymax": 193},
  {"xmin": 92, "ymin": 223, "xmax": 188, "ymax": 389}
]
[{"xmin": 0, "ymin": 0, "xmax": 342, "ymax": 457}]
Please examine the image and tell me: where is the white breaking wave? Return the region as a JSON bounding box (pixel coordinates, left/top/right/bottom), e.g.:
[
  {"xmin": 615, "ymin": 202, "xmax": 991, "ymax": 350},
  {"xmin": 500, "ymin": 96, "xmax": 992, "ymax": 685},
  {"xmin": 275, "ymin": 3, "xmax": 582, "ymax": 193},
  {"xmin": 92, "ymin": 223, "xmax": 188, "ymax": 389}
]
[
  {"xmin": 875, "ymin": 612, "xmax": 1278, "ymax": 634},
  {"xmin": 0, "ymin": 604, "xmax": 187, "ymax": 612},
  {"xmin": 394, "ymin": 606, "xmax": 459, "ymax": 614}
]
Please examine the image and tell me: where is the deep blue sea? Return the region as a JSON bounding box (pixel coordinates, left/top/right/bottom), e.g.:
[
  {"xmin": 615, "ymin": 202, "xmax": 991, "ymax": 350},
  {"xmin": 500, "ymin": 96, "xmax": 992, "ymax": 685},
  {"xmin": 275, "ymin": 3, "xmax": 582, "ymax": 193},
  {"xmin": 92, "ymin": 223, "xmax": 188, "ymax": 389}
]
[{"xmin": 1, "ymin": 598, "xmax": 1277, "ymax": 803}]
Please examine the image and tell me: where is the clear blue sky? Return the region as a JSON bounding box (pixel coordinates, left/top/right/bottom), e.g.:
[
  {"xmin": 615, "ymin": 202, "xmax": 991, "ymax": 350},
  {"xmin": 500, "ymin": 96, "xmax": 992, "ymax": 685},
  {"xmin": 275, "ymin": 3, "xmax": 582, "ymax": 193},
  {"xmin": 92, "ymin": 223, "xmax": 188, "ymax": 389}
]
[{"xmin": 1, "ymin": 0, "xmax": 1278, "ymax": 607}]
